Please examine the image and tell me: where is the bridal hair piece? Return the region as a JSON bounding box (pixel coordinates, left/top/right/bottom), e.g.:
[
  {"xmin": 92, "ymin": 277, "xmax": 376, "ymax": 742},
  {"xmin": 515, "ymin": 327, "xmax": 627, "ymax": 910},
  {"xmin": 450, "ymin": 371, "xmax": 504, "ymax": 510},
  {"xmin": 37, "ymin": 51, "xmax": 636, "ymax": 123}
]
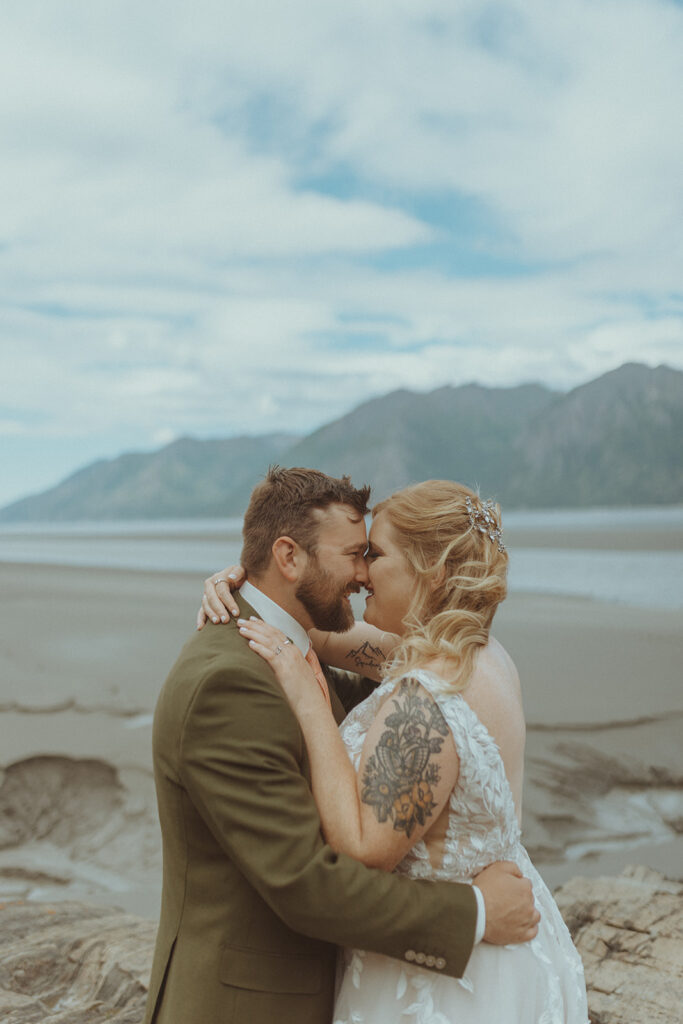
[
  {"xmin": 465, "ymin": 495, "xmax": 505, "ymax": 553},
  {"xmin": 373, "ymin": 480, "xmax": 508, "ymax": 695}
]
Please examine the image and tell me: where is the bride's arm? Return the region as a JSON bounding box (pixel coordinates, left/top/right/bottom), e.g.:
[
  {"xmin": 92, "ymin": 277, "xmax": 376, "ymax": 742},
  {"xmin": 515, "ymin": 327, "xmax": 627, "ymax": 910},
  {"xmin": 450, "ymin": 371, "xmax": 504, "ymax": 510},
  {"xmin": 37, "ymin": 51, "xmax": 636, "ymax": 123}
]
[
  {"xmin": 310, "ymin": 623, "xmax": 399, "ymax": 683},
  {"xmin": 239, "ymin": 617, "xmax": 459, "ymax": 871},
  {"xmin": 197, "ymin": 569, "xmax": 399, "ymax": 684}
]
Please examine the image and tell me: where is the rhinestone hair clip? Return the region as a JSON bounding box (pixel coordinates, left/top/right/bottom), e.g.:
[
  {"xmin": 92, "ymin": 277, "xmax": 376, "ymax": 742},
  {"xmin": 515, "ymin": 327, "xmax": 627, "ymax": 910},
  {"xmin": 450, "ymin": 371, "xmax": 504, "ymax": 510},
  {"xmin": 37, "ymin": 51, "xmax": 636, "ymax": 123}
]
[{"xmin": 465, "ymin": 495, "xmax": 506, "ymax": 553}]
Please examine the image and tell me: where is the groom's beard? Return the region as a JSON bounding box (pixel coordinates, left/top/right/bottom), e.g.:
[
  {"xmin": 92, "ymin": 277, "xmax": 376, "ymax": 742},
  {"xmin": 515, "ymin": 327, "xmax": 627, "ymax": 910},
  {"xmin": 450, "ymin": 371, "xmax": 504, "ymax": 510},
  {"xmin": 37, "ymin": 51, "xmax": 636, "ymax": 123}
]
[{"xmin": 296, "ymin": 558, "xmax": 357, "ymax": 633}]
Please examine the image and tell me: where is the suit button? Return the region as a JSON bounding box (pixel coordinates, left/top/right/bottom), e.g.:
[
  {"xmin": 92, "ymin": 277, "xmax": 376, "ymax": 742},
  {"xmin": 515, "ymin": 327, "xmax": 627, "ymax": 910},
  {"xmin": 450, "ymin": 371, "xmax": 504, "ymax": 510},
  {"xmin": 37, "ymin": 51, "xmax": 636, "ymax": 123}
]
[
  {"xmin": 425, "ymin": 955, "xmax": 436, "ymax": 967},
  {"xmin": 405, "ymin": 949, "xmax": 416, "ymax": 962},
  {"xmin": 435, "ymin": 957, "xmax": 446, "ymax": 970},
  {"xmin": 415, "ymin": 952, "xmax": 426, "ymax": 964}
]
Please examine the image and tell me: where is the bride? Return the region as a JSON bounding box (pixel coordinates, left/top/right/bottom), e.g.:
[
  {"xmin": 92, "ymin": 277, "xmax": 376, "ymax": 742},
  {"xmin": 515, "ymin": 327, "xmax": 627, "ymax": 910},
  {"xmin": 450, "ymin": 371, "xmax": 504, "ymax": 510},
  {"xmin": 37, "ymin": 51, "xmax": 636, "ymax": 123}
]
[{"xmin": 200, "ymin": 480, "xmax": 588, "ymax": 1023}]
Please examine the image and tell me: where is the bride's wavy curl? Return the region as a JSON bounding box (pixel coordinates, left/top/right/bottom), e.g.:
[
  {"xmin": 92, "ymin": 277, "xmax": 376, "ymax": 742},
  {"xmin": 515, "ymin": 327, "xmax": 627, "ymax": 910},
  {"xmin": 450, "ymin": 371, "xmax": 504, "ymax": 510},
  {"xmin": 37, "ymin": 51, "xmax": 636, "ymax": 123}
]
[{"xmin": 374, "ymin": 480, "xmax": 508, "ymax": 694}]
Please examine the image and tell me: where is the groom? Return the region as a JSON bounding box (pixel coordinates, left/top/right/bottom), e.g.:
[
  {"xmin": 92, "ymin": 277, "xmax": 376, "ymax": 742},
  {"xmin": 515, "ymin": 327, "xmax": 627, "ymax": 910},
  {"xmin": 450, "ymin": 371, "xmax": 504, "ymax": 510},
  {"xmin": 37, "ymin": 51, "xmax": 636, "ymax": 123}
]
[{"xmin": 144, "ymin": 466, "xmax": 538, "ymax": 1024}]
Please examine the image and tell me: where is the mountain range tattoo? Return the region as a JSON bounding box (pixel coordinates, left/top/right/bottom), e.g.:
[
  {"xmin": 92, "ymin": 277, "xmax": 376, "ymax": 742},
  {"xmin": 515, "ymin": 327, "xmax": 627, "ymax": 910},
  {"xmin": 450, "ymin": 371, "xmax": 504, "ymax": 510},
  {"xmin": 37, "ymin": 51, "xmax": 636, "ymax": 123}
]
[
  {"xmin": 361, "ymin": 679, "xmax": 449, "ymax": 837},
  {"xmin": 347, "ymin": 639, "xmax": 387, "ymax": 671}
]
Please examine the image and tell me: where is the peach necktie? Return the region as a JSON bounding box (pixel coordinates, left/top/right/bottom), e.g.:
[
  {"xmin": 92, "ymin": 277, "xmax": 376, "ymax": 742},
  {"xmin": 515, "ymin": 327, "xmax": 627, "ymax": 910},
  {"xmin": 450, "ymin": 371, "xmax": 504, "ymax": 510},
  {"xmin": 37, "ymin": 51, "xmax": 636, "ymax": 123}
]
[{"xmin": 305, "ymin": 645, "xmax": 332, "ymax": 709}]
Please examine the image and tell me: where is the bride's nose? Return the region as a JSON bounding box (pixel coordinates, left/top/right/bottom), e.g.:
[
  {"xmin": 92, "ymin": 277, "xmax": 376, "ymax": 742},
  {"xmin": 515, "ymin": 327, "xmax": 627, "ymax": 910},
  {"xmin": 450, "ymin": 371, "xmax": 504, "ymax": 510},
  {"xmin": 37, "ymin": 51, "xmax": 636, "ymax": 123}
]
[{"xmin": 354, "ymin": 555, "xmax": 369, "ymax": 585}]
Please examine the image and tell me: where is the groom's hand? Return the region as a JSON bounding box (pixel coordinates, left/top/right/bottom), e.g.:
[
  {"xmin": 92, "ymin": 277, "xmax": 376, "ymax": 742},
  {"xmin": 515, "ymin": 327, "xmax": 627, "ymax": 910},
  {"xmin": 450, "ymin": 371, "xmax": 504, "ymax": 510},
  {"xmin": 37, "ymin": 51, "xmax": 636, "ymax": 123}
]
[{"xmin": 474, "ymin": 861, "xmax": 540, "ymax": 944}]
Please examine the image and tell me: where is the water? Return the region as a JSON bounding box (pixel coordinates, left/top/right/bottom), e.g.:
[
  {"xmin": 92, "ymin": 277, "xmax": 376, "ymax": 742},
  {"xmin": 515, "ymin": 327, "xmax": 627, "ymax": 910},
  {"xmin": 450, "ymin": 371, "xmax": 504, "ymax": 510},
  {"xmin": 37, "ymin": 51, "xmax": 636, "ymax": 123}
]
[
  {"xmin": 502, "ymin": 506, "xmax": 683, "ymax": 530},
  {"xmin": 0, "ymin": 509, "xmax": 682, "ymax": 610},
  {"xmin": 508, "ymin": 548, "xmax": 683, "ymax": 609},
  {"xmin": 0, "ymin": 518, "xmax": 245, "ymax": 574}
]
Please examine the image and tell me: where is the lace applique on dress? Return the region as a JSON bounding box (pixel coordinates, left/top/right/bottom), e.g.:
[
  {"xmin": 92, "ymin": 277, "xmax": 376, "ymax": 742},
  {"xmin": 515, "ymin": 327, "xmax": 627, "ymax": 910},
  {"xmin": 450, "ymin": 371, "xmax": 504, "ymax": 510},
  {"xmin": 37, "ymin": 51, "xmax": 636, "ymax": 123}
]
[{"xmin": 333, "ymin": 670, "xmax": 589, "ymax": 1024}]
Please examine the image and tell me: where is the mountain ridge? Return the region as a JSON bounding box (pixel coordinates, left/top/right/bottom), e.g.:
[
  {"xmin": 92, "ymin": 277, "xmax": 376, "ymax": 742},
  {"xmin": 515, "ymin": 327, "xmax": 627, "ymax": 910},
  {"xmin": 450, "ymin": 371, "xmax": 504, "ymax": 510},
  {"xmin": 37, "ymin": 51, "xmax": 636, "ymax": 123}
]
[{"xmin": 2, "ymin": 363, "xmax": 681, "ymax": 520}]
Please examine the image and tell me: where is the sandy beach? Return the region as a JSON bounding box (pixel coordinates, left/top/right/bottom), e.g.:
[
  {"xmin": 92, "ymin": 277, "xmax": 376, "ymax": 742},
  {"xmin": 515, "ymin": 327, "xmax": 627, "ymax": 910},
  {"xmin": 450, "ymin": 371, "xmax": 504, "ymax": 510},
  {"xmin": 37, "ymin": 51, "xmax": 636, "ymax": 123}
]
[{"xmin": 1, "ymin": 553, "xmax": 682, "ymax": 921}]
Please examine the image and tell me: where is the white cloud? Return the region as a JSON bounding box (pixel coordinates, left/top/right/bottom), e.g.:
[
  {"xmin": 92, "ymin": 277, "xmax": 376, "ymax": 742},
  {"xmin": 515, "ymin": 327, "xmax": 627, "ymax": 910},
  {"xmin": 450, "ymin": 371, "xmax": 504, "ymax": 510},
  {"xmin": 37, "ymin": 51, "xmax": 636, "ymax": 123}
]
[
  {"xmin": 151, "ymin": 427, "xmax": 181, "ymax": 447},
  {"xmin": 0, "ymin": 0, "xmax": 681, "ymax": 505}
]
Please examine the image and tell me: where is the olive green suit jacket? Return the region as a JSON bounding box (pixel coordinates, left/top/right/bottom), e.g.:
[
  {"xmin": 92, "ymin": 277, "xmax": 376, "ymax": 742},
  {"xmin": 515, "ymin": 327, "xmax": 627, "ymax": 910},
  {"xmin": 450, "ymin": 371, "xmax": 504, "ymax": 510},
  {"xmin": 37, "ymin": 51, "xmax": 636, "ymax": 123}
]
[{"xmin": 144, "ymin": 593, "xmax": 477, "ymax": 1024}]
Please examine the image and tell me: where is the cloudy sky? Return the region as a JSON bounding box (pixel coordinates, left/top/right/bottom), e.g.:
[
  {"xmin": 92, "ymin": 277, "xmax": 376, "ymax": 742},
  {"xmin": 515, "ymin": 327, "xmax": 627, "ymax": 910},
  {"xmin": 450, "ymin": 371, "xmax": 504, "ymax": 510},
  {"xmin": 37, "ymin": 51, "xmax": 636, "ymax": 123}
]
[{"xmin": 2, "ymin": 0, "xmax": 682, "ymax": 507}]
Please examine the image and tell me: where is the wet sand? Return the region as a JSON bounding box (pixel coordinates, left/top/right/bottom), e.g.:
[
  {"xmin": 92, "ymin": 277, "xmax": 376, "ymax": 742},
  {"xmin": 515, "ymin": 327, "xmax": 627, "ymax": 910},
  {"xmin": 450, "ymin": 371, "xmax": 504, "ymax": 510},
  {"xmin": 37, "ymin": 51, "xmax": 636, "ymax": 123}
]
[{"xmin": 0, "ymin": 560, "xmax": 681, "ymax": 919}]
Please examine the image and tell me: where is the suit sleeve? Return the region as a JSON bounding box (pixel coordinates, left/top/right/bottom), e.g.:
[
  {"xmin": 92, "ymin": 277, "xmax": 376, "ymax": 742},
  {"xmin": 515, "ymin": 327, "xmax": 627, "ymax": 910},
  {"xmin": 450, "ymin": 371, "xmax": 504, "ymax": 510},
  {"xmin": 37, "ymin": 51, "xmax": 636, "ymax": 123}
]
[
  {"xmin": 324, "ymin": 664, "xmax": 378, "ymax": 714},
  {"xmin": 179, "ymin": 659, "xmax": 477, "ymax": 978}
]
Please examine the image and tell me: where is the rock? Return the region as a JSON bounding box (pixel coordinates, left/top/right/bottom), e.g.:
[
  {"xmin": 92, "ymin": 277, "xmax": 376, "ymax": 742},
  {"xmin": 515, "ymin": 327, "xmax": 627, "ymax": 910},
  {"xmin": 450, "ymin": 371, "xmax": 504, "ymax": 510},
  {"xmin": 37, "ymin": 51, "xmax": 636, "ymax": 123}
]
[
  {"xmin": 0, "ymin": 900, "xmax": 155, "ymax": 1022},
  {"xmin": 0, "ymin": 866, "xmax": 681, "ymax": 1022},
  {"xmin": 0, "ymin": 756, "xmax": 162, "ymax": 920},
  {"xmin": 554, "ymin": 865, "xmax": 683, "ymax": 1023}
]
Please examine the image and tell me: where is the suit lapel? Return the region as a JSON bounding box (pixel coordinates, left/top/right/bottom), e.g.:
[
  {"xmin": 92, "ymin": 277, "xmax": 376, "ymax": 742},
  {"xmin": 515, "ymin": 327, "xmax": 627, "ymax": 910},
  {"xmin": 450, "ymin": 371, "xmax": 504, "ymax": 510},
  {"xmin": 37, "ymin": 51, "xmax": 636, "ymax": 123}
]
[
  {"xmin": 232, "ymin": 591, "xmax": 317, "ymax": 781},
  {"xmin": 235, "ymin": 594, "xmax": 348, "ymax": 718}
]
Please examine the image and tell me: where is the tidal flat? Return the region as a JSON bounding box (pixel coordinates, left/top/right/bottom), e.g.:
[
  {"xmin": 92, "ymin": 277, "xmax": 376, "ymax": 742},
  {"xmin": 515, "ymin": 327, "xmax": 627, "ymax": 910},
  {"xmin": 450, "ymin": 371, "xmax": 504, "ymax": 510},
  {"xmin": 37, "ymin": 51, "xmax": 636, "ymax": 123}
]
[{"xmin": 0, "ymin": 523, "xmax": 681, "ymax": 919}]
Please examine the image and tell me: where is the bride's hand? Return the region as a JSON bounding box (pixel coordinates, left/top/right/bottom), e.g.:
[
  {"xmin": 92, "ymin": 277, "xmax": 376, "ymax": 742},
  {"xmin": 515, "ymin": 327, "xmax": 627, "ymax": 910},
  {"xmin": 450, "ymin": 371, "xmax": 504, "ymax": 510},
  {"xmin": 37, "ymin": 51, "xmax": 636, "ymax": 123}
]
[
  {"xmin": 196, "ymin": 566, "xmax": 246, "ymax": 629},
  {"xmin": 237, "ymin": 617, "xmax": 319, "ymax": 713}
]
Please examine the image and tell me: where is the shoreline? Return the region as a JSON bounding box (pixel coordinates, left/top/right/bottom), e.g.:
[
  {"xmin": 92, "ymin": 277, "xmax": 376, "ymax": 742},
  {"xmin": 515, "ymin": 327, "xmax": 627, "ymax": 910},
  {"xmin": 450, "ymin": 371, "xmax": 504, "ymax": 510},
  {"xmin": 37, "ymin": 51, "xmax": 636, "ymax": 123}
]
[
  {"xmin": 503, "ymin": 523, "xmax": 683, "ymax": 550},
  {"xmin": 1, "ymin": 560, "xmax": 681, "ymax": 920}
]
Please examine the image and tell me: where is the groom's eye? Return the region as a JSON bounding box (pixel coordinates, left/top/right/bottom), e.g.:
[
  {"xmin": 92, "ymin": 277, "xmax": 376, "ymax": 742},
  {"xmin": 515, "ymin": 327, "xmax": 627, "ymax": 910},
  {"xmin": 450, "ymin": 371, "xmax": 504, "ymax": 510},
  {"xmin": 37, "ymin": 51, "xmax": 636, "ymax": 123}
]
[{"xmin": 345, "ymin": 547, "xmax": 364, "ymax": 560}]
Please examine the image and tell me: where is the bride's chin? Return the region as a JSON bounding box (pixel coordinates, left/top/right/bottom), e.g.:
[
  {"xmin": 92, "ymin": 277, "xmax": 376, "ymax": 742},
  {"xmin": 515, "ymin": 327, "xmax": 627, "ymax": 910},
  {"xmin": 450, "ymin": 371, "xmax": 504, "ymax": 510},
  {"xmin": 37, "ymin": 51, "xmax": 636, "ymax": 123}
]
[{"xmin": 363, "ymin": 602, "xmax": 377, "ymax": 627}]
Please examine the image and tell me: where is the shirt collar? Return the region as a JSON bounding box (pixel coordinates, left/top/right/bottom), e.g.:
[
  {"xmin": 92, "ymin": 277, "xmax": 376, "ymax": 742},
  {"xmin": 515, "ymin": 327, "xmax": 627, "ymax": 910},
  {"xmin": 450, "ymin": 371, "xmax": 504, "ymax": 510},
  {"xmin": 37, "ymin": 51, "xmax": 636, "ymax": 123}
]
[{"xmin": 240, "ymin": 580, "xmax": 310, "ymax": 657}]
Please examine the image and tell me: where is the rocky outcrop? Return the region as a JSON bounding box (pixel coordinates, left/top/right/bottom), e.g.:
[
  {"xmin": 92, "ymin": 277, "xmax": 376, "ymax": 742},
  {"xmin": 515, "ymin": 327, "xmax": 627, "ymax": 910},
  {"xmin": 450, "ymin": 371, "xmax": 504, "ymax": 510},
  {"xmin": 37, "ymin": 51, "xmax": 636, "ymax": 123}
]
[
  {"xmin": 522, "ymin": 718, "xmax": 683, "ymax": 867},
  {"xmin": 555, "ymin": 865, "xmax": 683, "ymax": 1023},
  {"xmin": 0, "ymin": 866, "xmax": 681, "ymax": 1022},
  {"xmin": 0, "ymin": 756, "xmax": 162, "ymax": 919},
  {"xmin": 0, "ymin": 901, "xmax": 155, "ymax": 1022}
]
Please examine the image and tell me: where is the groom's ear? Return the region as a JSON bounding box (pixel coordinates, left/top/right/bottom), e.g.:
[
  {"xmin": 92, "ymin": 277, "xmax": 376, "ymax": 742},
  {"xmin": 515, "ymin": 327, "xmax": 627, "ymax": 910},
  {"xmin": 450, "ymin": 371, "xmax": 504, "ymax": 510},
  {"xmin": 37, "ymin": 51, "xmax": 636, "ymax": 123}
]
[{"xmin": 271, "ymin": 536, "xmax": 305, "ymax": 582}]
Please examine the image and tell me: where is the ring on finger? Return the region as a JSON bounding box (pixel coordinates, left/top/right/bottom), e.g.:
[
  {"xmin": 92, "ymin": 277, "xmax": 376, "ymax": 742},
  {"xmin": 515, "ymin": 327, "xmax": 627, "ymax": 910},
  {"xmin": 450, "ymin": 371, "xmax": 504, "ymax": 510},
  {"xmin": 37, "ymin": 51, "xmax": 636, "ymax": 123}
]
[
  {"xmin": 213, "ymin": 578, "xmax": 228, "ymax": 586},
  {"xmin": 274, "ymin": 637, "xmax": 292, "ymax": 657}
]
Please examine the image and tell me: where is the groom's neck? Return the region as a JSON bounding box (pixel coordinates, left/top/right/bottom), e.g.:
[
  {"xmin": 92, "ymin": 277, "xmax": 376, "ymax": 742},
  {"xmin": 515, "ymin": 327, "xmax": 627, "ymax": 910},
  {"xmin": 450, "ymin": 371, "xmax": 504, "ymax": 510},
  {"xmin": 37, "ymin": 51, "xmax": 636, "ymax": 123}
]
[{"xmin": 247, "ymin": 571, "xmax": 314, "ymax": 631}]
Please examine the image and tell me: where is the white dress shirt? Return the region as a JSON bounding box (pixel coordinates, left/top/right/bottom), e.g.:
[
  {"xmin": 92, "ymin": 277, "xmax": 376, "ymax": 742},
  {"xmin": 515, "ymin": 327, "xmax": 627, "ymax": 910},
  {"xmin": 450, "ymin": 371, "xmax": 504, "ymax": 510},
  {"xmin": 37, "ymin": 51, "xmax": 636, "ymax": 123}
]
[{"xmin": 240, "ymin": 581, "xmax": 310, "ymax": 656}]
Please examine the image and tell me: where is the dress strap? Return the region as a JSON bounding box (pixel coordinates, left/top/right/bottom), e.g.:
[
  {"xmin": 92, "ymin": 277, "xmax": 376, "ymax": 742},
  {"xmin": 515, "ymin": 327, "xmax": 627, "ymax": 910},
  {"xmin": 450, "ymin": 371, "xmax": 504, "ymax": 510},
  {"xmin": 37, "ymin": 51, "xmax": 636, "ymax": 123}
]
[
  {"xmin": 395, "ymin": 669, "xmax": 497, "ymax": 774},
  {"xmin": 396, "ymin": 669, "xmax": 520, "ymax": 844}
]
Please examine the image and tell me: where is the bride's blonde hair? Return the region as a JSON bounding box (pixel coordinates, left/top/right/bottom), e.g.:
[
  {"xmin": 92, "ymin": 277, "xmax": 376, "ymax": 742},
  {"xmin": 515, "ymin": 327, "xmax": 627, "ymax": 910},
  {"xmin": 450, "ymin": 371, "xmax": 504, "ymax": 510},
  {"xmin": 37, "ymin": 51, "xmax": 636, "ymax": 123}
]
[{"xmin": 374, "ymin": 480, "xmax": 508, "ymax": 693}]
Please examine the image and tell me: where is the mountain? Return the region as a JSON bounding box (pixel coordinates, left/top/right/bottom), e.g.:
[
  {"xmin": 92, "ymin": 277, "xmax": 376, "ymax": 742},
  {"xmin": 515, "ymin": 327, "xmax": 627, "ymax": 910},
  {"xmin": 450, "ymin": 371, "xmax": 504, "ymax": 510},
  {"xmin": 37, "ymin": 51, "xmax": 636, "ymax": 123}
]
[
  {"xmin": 0, "ymin": 434, "xmax": 297, "ymax": 521},
  {"xmin": 507, "ymin": 363, "xmax": 683, "ymax": 506},
  {"xmin": 282, "ymin": 382, "xmax": 556, "ymax": 500},
  {"xmin": 1, "ymin": 363, "xmax": 681, "ymax": 520}
]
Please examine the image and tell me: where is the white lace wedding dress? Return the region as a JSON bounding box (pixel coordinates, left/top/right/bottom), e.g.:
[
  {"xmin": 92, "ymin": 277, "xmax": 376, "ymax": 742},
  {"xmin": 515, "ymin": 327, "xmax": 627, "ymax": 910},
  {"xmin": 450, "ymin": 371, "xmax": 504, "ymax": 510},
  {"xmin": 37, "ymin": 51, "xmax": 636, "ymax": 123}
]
[{"xmin": 334, "ymin": 669, "xmax": 589, "ymax": 1024}]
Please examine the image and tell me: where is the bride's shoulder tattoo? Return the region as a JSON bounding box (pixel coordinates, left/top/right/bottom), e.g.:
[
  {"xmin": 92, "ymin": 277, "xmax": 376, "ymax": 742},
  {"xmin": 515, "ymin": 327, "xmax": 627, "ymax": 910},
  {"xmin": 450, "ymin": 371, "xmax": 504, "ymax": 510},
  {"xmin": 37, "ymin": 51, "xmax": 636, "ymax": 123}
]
[
  {"xmin": 360, "ymin": 679, "xmax": 449, "ymax": 838},
  {"xmin": 346, "ymin": 639, "xmax": 386, "ymax": 671}
]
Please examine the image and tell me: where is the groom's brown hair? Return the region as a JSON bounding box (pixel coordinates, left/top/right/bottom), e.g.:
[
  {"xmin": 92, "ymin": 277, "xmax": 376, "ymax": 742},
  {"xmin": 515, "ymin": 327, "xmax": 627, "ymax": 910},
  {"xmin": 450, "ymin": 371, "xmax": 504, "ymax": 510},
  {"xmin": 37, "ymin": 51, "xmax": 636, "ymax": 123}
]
[{"xmin": 241, "ymin": 465, "xmax": 370, "ymax": 575}]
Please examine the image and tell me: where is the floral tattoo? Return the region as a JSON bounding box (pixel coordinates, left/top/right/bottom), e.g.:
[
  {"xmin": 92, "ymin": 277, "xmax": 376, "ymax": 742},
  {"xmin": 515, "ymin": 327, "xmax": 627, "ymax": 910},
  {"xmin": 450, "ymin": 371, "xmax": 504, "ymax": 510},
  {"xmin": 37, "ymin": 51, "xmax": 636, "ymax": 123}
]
[{"xmin": 361, "ymin": 680, "xmax": 449, "ymax": 837}]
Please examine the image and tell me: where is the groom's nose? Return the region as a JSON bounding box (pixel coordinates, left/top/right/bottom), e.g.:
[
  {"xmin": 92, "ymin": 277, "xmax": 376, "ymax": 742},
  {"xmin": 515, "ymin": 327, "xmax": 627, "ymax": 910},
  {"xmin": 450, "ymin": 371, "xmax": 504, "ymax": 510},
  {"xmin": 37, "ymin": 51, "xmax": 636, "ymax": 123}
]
[{"xmin": 354, "ymin": 555, "xmax": 369, "ymax": 585}]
